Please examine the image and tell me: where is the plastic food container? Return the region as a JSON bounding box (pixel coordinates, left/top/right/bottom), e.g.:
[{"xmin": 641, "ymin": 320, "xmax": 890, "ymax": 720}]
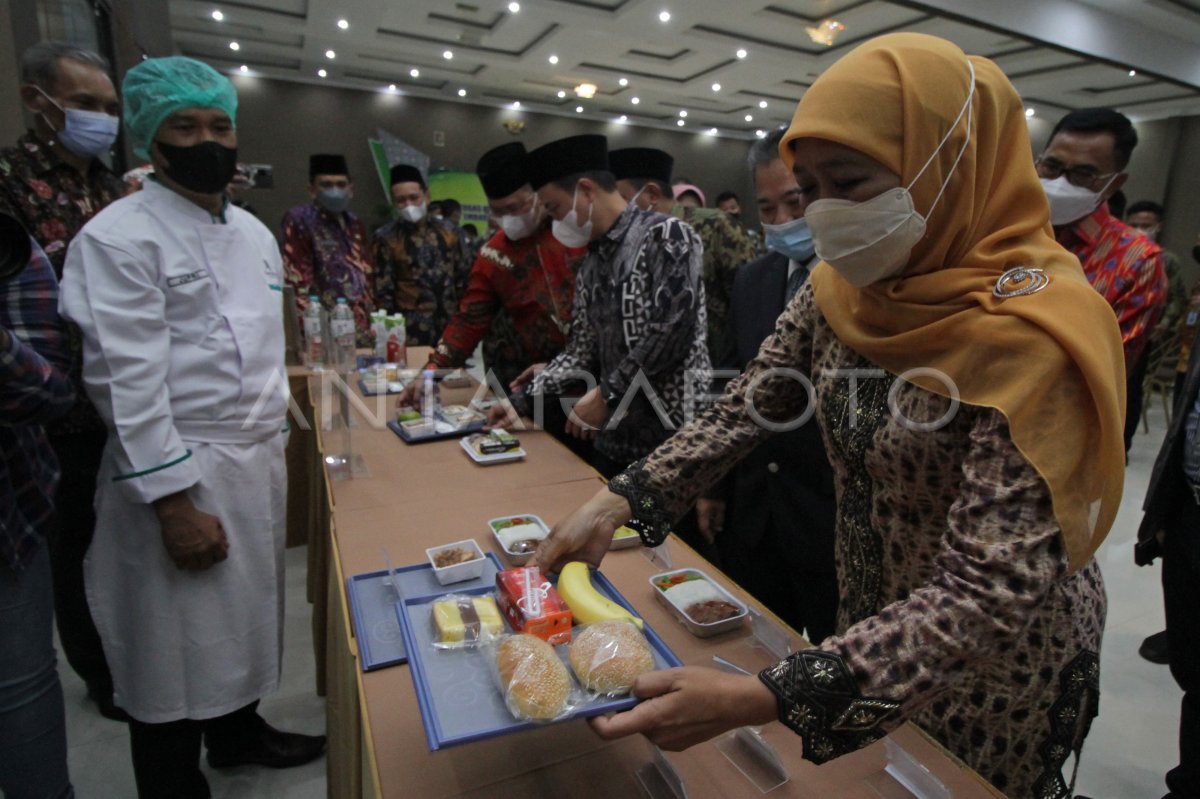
[
  {"xmin": 488, "ymin": 515, "xmax": 550, "ymax": 565},
  {"xmin": 649, "ymin": 568, "xmax": 748, "ymax": 638},
  {"xmin": 426, "ymin": 539, "xmax": 486, "ymax": 585}
]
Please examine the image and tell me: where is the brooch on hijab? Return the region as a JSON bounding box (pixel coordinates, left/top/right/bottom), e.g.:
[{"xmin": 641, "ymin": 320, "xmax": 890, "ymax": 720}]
[{"xmin": 994, "ymin": 267, "xmax": 1049, "ymax": 298}]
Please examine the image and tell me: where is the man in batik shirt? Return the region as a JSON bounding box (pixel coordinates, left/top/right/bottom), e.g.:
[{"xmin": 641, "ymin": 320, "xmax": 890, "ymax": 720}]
[
  {"xmin": 609, "ymin": 147, "xmax": 760, "ymax": 365},
  {"xmin": 0, "ymin": 41, "xmax": 125, "ymax": 719},
  {"xmin": 373, "ymin": 164, "xmax": 471, "ymax": 346},
  {"xmin": 488, "ymin": 134, "xmax": 710, "ymax": 480},
  {"xmin": 280, "ymin": 153, "xmax": 374, "ymax": 346}
]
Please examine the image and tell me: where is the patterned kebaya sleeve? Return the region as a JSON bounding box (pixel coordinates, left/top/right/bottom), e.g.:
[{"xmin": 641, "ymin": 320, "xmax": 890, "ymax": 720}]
[
  {"xmin": 607, "ymin": 283, "xmax": 818, "ymax": 544},
  {"xmin": 280, "ymin": 208, "xmax": 316, "ymax": 313},
  {"xmin": 758, "ymin": 409, "xmax": 1071, "ymax": 764},
  {"xmin": 602, "ymin": 218, "xmax": 705, "ymax": 399}
]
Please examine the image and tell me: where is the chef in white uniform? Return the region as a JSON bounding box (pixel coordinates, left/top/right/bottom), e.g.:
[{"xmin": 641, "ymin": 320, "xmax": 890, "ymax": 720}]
[{"xmin": 58, "ymin": 56, "xmax": 324, "ymax": 799}]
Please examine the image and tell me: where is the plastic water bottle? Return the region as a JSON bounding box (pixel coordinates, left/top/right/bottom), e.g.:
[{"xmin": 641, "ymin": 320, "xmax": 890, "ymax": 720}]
[
  {"xmin": 331, "ymin": 298, "xmax": 355, "ymax": 367},
  {"xmin": 420, "ymin": 369, "xmax": 439, "ymax": 424},
  {"xmin": 304, "ymin": 295, "xmax": 325, "ymax": 368}
]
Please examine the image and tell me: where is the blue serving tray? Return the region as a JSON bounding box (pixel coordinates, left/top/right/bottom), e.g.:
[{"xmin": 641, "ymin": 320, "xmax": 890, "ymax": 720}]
[
  {"xmin": 347, "ymin": 552, "xmax": 503, "ymax": 671},
  {"xmin": 386, "ymin": 416, "xmax": 485, "ymax": 445},
  {"xmin": 397, "ymin": 569, "xmax": 683, "ymax": 751}
]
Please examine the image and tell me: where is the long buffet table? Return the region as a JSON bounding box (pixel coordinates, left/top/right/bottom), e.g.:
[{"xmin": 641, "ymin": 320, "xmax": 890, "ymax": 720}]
[{"xmin": 304, "ymin": 350, "xmax": 1005, "ymax": 799}]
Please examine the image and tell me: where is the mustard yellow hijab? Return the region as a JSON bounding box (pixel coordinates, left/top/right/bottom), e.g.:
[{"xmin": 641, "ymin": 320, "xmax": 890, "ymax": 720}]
[{"xmin": 781, "ymin": 33, "xmax": 1125, "ymax": 573}]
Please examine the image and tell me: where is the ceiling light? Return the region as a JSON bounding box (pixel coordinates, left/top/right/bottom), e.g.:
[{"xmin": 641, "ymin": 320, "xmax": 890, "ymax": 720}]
[
  {"xmin": 325, "ymin": 49, "xmax": 336, "ymax": 59},
  {"xmin": 229, "ymin": 41, "xmax": 240, "ymax": 51},
  {"xmin": 806, "ymin": 19, "xmax": 845, "ymax": 46},
  {"xmin": 576, "ymin": 106, "xmax": 584, "ymax": 113},
  {"xmin": 679, "ymin": 110, "xmax": 687, "ymax": 117},
  {"xmin": 388, "ymin": 84, "xmax": 397, "ymax": 91},
  {"xmin": 239, "ymin": 64, "xmax": 248, "ymax": 73},
  {"xmin": 630, "ymin": 96, "xmax": 640, "ymax": 105},
  {"xmin": 211, "ymin": 9, "xmax": 224, "ymax": 21},
  {"xmin": 758, "ymin": 100, "xmax": 768, "ymax": 109},
  {"xmin": 708, "ymin": 127, "xmax": 718, "ymax": 135},
  {"xmin": 337, "ymin": 18, "xmax": 349, "ymax": 30},
  {"xmin": 508, "ymin": 1, "xmax": 520, "ymax": 11},
  {"xmin": 410, "ymin": 68, "xmax": 420, "ymax": 78},
  {"xmin": 659, "ymin": 10, "xmax": 671, "ymax": 22},
  {"xmin": 755, "ymin": 129, "xmax": 766, "ymax": 138},
  {"xmin": 512, "ymin": 101, "xmax": 521, "ymax": 109},
  {"xmin": 1129, "ymin": 69, "xmax": 1137, "ymax": 77},
  {"xmin": 1024, "ymin": 107, "xmax": 1035, "ymax": 118},
  {"xmin": 443, "ymin": 50, "xmax": 454, "ymax": 60},
  {"xmin": 619, "ymin": 77, "xmax": 629, "ymax": 87},
  {"xmin": 575, "ymin": 83, "xmax": 597, "ymax": 99},
  {"xmin": 676, "ymin": 119, "xmax": 685, "ymax": 126},
  {"xmin": 736, "ymin": 48, "xmax": 748, "ymax": 59},
  {"xmin": 711, "ymin": 82, "xmax": 721, "ymax": 92},
  {"xmin": 317, "ymin": 69, "xmax": 327, "ymax": 78},
  {"xmin": 549, "ymin": 55, "xmax": 559, "ymax": 64},
  {"xmin": 744, "ymin": 114, "xmax": 753, "ymax": 122},
  {"xmin": 618, "ymin": 115, "xmax": 628, "ymax": 122},
  {"xmin": 557, "ymin": 90, "xmax": 566, "ymax": 98}
]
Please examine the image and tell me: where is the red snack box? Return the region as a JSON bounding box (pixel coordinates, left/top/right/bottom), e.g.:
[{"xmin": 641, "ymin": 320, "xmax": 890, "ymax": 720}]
[{"xmin": 495, "ymin": 566, "xmax": 572, "ymax": 645}]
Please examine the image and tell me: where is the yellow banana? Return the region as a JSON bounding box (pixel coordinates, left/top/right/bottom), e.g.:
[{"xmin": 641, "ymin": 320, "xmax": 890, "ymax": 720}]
[{"xmin": 558, "ymin": 562, "xmax": 644, "ymax": 630}]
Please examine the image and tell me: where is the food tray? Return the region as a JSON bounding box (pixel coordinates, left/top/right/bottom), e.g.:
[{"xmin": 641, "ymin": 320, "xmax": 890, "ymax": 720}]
[
  {"xmin": 397, "ymin": 570, "xmax": 683, "ymax": 750},
  {"xmin": 488, "ymin": 514, "xmax": 550, "ymax": 565},
  {"xmin": 460, "ymin": 435, "xmax": 526, "ymax": 465},
  {"xmin": 359, "ymin": 379, "xmax": 406, "ymax": 396},
  {"xmin": 346, "ymin": 552, "xmax": 502, "ymax": 670},
  {"xmin": 387, "ymin": 415, "xmax": 486, "ymax": 444},
  {"xmin": 650, "ymin": 568, "xmax": 749, "ymax": 638}
]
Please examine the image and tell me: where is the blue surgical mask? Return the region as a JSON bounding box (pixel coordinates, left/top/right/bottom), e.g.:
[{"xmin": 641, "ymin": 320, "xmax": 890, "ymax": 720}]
[
  {"xmin": 762, "ymin": 216, "xmax": 815, "ymax": 263},
  {"xmin": 37, "ymin": 87, "xmax": 119, "ymax": 158},
  {"xmin": 316, "ymin": 186, "xmax": 350, "ymax": 214}
]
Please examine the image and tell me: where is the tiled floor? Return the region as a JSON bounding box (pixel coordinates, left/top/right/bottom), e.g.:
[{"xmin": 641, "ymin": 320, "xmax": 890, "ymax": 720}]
[{"xmin": 59, "ymin": 404, "xmax": 1183, "ymax": 798}]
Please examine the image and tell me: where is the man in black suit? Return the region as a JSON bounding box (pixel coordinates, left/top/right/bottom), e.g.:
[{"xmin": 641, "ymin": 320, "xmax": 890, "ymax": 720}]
[
  {"xmin": 698, "ymin": 128, "xmax": 839, "ymax": 644},
  {"xmin": 1138, "ymin": 323, "xmax": 1200, "ymax": 798}
]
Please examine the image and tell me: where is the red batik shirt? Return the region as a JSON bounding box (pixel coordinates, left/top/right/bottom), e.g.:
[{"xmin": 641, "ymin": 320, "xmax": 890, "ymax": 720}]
[
  {"xmin": 1057, "ymin": 204, "xmax": 1167, "ymax": 369},
  {"xmin": 429, "ymin": 223, "xmax": 583, "ymax": 386}
]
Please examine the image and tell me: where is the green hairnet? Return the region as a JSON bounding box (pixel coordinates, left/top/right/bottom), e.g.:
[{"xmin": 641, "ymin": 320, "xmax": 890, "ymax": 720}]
[{"xmin": 122, "ymin": 56, "xmax": 238, "ymax": 160}]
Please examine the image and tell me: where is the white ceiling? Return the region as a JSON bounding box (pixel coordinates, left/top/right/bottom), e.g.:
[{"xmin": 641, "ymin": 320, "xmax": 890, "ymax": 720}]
[{"xmin": 168, "ymin": 0, "xmax": 1200, "ymax": 139}]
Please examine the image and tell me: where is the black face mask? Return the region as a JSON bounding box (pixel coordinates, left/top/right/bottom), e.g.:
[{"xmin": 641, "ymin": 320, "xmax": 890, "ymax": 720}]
[{"xmin": 155, "ymin": 140, "xmax": 238, "ymax": 194}]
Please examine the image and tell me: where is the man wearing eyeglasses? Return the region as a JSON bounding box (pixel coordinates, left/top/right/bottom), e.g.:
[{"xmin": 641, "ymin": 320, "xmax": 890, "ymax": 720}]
[{"xmin": 1037, "ymin": 107, "xmax": 1167, "ymax": 453}]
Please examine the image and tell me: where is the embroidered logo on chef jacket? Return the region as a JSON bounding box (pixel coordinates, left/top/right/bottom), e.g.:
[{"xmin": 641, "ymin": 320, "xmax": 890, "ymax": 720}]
[{"xmin": 166, "ymin": 269, "xmax": 211, "ymax": 288}]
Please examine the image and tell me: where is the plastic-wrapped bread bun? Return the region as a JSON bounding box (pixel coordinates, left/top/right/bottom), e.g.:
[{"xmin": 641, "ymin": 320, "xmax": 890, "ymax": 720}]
[
  {"xmin": 495, "ymin": 634, "xmax": 573, "ymax": 720},
  {"xmin": 568, "ymin": 620, "xmax": 656, "ymax": 696}
]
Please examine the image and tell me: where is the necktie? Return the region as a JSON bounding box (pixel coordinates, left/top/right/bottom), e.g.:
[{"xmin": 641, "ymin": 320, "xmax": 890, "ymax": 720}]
[{"xmin": 785, "ymin": 265, "xmax": 806, "ymax": 302}]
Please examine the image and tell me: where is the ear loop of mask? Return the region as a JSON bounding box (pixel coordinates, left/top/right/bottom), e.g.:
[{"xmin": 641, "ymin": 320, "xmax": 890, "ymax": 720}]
[
  {"xmin": 906, "ymin": 59, "xmax": 976, "ymax": 221},
  {"xmin": 571, "ymin": 182, "xmax": 593, "ymax": 225},
  {"xmin": 34, "ymin": 86, "xmax": 65, "ymax": 132},
  {"xmin": 628, "ymin": 184, "xmax": 648, "ymax": 209}
]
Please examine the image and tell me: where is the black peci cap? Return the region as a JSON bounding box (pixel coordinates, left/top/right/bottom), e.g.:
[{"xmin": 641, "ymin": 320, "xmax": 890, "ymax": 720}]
[
  {"xmin": 476, "ymin": 142, "xmax": 529, "ymax": 199},
  {"xmin": 309, "ymin": 153, "xmax": 349, "ymax": 179},
  {"xmin": 608, "ymin": 147, "xmax": 674, "ymax": 184},
  {"xmin": 389, "ymin": 163, "xmax": 426, "ymax": 188},
  {"xmin": 526, "ymin": 134, "xmax": 608, "ymax": 190}
]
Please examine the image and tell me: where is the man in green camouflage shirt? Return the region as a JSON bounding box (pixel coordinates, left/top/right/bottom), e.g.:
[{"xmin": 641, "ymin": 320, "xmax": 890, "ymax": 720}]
[{"xmin": 609, "ymin": 148, "xmax": 760, "ymax": 363}]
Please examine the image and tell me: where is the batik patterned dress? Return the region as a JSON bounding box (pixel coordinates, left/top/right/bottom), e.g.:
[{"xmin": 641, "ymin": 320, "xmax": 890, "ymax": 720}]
[
  {"xmin": 373, "ymin": 215, "xmax": 471, "ymax": 346},
  {"xmin": 609, "ymin": 283, "xmax": 1105, "ymax": 799}
]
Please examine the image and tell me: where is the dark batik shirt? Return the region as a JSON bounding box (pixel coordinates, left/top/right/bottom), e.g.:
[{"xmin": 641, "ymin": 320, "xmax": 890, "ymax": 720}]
[
  {"xmin": 372, "ymin": 215, "xmax": 471, "ymax": 346},
  {"xmin": 0, "ymin": 131, "xmax": 124, "ymax": 435},
  {"xmin": 521, "ymin": 205, "xmax": 710, "ymax": 466},
  {"xmin": 281, "ymin": 202, "xmax": 375, "ymax": 346}
]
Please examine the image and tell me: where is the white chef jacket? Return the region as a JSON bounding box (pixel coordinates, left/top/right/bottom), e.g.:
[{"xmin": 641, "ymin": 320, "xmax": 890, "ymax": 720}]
[{"xmin": 59, "ymin": 178, "xmax": 290, "ymax": 723}]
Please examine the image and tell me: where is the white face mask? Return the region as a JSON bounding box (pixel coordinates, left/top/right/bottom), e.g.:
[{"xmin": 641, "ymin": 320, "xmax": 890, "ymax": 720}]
[
  {"xmin": 551, "ymin": 184, "xmax": 593, "ymax": 248},
  {"xmin": 499, "ymin": 196, "xmax": 540, "ymax": 241},
  {"xmin": 399, "ymin": 202, "xmax": 427, "ymax": 224},
  {"xmin": 805, "ymin": 60, "xmax": 976, "ymax": 288},
  {"xmin": 37, "ymin": 87, "xmax": 118, "ymax": 158},
  {"xmin": 1040, "ymin": 175, "xmax": 1115, "ymax": 226}
]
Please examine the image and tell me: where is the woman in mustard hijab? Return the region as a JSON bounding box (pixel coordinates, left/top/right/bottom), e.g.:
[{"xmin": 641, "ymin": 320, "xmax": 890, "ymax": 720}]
[{"xmin": 535, "ymin": 32, "xmax": 1126, "ymax": 797}]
